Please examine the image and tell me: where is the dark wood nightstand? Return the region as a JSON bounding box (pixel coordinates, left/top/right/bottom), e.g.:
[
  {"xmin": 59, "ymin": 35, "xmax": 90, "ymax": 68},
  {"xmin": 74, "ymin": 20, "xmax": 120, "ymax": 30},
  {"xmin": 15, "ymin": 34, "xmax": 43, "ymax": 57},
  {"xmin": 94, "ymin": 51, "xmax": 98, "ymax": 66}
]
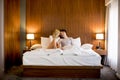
[
  {"xmin": 23, "ymin": 49, "xmax": 31, "ymax": 53},
  {"xmin": 94, "ymin": 49, "xmax": 107, "ymax": 65}
]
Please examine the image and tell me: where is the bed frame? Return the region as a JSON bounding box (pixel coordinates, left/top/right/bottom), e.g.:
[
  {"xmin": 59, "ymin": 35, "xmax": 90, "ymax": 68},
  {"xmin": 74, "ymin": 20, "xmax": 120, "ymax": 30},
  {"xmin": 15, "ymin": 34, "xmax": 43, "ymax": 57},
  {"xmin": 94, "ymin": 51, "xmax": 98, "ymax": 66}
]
[{"xmin": 22, "ymin": 65, "xmax": 103, "ymax": 78}]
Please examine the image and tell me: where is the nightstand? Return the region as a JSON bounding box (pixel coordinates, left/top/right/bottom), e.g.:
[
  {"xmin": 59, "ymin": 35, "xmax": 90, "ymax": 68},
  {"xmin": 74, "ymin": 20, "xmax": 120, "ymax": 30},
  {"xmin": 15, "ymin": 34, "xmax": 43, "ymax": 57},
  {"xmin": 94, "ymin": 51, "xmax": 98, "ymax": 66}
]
[
  {"xmin": 94, "ymin": 49, "xmax": 107, "ymax": 65},
  {"xmin": 23, "ymin": 49, "xmax": 31, "ymax": 53}
]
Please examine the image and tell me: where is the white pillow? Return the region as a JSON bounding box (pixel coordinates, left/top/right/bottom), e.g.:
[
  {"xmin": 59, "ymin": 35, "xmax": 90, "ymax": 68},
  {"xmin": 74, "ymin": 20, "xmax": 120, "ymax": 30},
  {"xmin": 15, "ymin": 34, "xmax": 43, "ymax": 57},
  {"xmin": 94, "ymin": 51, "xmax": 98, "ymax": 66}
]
[
  {"xmin": 41, "ymin": 37, "xmax": 51, "ymax": 48},
  {"xmin": 81, "ymin": 44, "xmax": 93, "ymax": 50},
  {"xmin": 72, "ymin": 37, "xmax": 81, "ymax": 47},
  {"xmin": 30, "ymin": 44, "xmax": 42, "ymax": 50},
  {"xmin": 41, "ymin": 36, "xmax": 60, "ymax": 49}
]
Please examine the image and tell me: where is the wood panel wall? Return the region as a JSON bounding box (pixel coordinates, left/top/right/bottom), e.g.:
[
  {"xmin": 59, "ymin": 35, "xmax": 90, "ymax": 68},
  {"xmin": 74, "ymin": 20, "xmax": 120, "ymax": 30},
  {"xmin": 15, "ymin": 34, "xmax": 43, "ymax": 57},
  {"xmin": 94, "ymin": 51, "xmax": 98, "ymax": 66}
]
[
  {"xmin": 4, "ymin": 0, "xmax": 21, "ymax": 70},
  {"xmin": 26, "ymin": 0, "xmax": 105, "ymax": 48}
]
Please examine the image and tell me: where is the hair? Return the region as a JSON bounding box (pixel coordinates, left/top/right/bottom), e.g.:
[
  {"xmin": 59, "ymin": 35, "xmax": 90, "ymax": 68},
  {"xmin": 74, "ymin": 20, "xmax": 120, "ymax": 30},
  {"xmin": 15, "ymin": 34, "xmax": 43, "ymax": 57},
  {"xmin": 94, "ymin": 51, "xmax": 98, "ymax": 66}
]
[
  {"xmin": 59, "ymin": 29, "xmax": 67, "ymax": 33},
  {"xmin": 59, "ymin": 29, "xmax": 67, "ymax": 39},
  {"xmin": 52, "ymin": 29, "xmax": 60, "ymax": 38}
]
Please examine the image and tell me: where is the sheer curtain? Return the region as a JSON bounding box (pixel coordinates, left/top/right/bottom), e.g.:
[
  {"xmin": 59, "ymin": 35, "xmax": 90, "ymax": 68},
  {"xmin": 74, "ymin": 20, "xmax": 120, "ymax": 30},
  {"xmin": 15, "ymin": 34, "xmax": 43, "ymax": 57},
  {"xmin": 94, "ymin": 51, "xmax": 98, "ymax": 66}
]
[
  {"xmin": 106, "ymin": 0, "xmax": 118, "ymax": 71},
  {"xmin": 104, "ymin": 4, "xmax": 109, "ymax": 66}
]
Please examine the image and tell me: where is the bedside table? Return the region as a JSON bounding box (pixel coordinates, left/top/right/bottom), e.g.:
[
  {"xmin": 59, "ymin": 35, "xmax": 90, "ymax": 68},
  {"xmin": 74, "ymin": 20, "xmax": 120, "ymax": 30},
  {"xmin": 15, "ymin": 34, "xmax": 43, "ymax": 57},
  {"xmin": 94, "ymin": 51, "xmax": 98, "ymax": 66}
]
[
  {"xmin": 23, "ymin": 49, "xmax": 31, "ymax": 53},
  {"xmin": 94, "ymin": 49, "xmax": 107, "ymax": 65}
]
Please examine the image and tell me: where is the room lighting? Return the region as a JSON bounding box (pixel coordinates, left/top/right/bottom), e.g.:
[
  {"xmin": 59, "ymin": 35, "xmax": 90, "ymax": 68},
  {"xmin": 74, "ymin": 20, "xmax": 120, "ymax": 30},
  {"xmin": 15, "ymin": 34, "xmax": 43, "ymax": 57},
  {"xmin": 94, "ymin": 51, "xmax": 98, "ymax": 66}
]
[
  {"xmin": 96, "ymin": 33, "xmax": 104, "ymax": 40},
  {"xmin": 96, "ymin": 33, "xmax": 104, "ymax": 49},
  {"xmin": 27, "ymin": 34, "xmax": 34, "ymax": 48}
]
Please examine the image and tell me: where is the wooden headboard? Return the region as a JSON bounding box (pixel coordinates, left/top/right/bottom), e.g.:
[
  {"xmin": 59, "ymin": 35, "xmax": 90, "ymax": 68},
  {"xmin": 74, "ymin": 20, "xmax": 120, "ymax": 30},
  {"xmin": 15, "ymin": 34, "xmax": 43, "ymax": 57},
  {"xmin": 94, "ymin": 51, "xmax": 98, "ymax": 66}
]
[{"xmin": 26, "ymin": 0, "xmax": 105, "ymax": 49}]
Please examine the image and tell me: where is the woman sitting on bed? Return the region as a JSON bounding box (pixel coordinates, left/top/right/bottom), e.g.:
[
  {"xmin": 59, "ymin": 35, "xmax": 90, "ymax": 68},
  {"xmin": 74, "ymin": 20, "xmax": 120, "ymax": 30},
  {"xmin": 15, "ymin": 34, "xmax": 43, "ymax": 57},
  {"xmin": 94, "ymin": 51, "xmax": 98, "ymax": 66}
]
[
  {"xmin": 47, "ymin": 29, "xmax": 73, "ymax": 50},
  {"xmin": 47, "ymin": 29, "xmax": 60, "ymax": 49}
]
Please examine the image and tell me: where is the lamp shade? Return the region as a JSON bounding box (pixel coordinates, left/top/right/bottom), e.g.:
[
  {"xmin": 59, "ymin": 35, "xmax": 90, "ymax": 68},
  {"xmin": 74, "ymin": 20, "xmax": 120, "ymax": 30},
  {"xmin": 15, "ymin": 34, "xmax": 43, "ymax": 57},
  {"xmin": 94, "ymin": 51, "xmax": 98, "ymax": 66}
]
[
  {"xmin": 27, "ymin": 34, "xmax": 34, "ymax": 39},
  {"xmin": 96, "ymin": 33, "xmax": 104, "ymax": 40}
]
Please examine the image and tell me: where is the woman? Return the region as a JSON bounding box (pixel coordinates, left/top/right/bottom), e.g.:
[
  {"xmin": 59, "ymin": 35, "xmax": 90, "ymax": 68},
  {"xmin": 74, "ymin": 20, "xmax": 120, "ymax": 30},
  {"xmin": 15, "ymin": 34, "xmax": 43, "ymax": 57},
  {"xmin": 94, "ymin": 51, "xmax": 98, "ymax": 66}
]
[{"xmin": 47, "ymin": 29, "xmax": 60, "ymax": 49}]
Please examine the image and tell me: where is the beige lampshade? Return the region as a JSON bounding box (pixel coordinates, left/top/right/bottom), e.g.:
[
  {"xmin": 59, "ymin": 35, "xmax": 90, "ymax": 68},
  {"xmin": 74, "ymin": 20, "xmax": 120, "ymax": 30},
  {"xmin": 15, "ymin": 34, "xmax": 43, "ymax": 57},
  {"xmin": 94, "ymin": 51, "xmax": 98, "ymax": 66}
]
[
  {"xmin": 27, "ymin": 34, "xmax": 34, "ymax": 39},
  {"xmin": 96, "ymin": 33, "xmax": 104, "ymax": 40}
]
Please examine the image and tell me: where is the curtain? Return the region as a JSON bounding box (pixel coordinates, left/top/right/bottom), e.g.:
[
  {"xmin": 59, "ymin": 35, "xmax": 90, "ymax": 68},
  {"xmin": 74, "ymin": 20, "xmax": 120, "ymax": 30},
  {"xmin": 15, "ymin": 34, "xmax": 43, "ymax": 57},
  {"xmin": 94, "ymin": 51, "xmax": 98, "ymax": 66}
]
[
  {"xmin": 104, "ymin": 4, "xmax": 109, "ymax": 66},
  {"xmin": 107, "ymin": 0, "xmax": 118, "ymax": 71}
]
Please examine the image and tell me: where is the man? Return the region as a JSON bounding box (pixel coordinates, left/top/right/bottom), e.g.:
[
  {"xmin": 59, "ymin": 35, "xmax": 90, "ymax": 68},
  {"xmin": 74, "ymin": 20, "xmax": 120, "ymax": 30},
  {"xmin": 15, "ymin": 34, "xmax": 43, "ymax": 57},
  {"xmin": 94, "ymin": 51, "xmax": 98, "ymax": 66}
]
[{"xmin": 57, "ymin": 29, "xmax": 73, "ymax": 49}]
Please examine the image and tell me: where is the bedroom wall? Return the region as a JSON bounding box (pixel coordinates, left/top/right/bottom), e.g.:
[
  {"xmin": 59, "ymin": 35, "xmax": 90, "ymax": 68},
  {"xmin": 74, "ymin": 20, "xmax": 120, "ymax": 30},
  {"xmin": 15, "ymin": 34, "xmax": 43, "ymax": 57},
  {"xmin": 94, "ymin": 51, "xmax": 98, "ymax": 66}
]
[
  {"xmin": 0, "ymin": 0, "xmax": 4, "ymax": 72},
  {"xmin": 26, "ymin": 0, "xmax": 105, "ymax": 49},
  {"xmin": 4, "ymin": 0, "xmax": 21, "ymax": 70}
]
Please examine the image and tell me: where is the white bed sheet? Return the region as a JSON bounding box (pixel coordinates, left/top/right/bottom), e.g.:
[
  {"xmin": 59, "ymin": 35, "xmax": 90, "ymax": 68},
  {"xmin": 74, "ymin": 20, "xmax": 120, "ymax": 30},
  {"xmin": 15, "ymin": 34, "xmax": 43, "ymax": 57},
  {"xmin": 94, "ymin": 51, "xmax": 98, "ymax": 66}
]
[{"xmin": 23, "ymin": 47, "xmax": 101, "ymax": 66}]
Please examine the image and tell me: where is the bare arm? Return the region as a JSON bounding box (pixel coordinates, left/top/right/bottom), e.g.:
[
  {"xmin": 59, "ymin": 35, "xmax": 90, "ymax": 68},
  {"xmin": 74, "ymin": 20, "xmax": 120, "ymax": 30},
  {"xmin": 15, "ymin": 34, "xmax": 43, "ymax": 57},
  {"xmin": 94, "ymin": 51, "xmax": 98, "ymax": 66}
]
[
  {"xmin": 47, "ymin": 38, "xmax": 57, "ymax": 49},
  {"xmin": 56, "ymin": 39, "xmax": 62, "ymax": 49}
]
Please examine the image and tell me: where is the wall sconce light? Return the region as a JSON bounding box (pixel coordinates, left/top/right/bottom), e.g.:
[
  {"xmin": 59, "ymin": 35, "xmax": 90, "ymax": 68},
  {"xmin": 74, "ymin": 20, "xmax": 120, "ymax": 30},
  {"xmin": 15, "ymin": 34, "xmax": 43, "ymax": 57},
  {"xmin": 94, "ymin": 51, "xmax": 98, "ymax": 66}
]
[
  {"xmin": 96, "ymin": 33, "xmax": 104, "ymax": 49},
  {"xmin": 27, "ymin": 34, "xmax": 34, "ymax": 48}
]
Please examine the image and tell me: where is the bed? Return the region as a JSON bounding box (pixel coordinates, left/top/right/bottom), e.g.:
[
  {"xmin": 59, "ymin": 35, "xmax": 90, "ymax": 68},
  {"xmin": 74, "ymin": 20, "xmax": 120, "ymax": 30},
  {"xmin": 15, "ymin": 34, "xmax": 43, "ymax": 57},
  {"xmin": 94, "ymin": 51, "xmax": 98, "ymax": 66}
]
[{"xmin": 22, "ymin": 44, "xmax": 103, "ymax": 78}]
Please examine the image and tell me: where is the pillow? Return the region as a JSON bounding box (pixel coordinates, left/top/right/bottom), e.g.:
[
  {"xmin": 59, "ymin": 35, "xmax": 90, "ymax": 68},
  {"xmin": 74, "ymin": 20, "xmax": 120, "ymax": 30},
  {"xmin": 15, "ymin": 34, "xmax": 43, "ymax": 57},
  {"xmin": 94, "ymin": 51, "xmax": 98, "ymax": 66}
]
[
  {"xmin": 72, "ymin": 37, "xmax": 81, "ymax": 47},
  {"xmin": 41, "ymin": 37, "xmax": 51, "ymax": 48},
  {"xmin": 30, "ymin": 44, "xmax": 42, "ymax": 50},
  {"xmin": 41, "ymin": 35, "xmax": 60, "ymax": 49},
  {"xmin": 81, "ymin": 44, "xmax": 93, "ymax": 50}
]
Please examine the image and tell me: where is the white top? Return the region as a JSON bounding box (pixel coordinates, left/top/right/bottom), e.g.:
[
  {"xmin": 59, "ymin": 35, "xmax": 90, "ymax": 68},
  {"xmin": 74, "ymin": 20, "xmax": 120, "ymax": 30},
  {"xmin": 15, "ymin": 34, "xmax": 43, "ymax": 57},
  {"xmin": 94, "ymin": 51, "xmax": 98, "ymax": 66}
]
[{"xmin": 60, "ymin": 38, "xmax": 73, "ymax": 47}]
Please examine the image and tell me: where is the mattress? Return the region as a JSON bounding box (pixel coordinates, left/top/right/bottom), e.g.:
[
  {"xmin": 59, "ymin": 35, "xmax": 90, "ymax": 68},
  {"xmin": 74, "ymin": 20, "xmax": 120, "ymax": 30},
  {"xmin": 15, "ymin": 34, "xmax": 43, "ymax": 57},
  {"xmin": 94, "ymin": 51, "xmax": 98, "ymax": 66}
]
[{"xmin": 23, "ymin": 47, "xmax": 101, "ymax": 66}]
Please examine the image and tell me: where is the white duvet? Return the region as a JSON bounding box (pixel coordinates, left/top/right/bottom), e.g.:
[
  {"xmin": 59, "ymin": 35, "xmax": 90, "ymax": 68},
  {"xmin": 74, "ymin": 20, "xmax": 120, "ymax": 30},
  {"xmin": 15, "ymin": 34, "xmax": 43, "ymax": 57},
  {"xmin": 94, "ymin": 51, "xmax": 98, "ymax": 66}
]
[{"xmin": 23, "ymin": 46, "xmax": 101, "ymax": 66}]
